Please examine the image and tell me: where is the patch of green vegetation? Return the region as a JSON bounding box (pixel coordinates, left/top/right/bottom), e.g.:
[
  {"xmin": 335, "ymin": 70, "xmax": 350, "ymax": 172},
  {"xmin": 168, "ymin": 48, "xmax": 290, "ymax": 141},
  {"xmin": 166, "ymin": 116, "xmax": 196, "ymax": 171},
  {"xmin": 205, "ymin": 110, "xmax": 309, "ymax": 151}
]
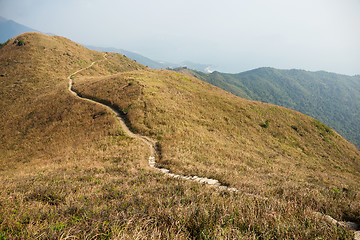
[
  {"xmin": 260, "ymin": 120, "xmax": 270, "ymax": 128},
  {"xmin": 313, "ymin": 120, "xmax": 333, "ymax": 137},
  {"xmin": 123, "ymin": 103, "xmax": 133, "ymax": 114},
  {"xmin": 183, "ymin": 76, "xmax": 191, "ymax": 82},
  {"xmin": 0, "ymin": 231, "xmax": 7, "ymax": 240},
  {"xmin": 17, "ymin": 39, "xmax": 26, "ymax": 46},
  {"xmin": 174, "ymin": 72, "xmax": 191, "ymax": 82},
  {"xmin": 51, "ymin": 222, "xmax": 67, "ymax": 231}
]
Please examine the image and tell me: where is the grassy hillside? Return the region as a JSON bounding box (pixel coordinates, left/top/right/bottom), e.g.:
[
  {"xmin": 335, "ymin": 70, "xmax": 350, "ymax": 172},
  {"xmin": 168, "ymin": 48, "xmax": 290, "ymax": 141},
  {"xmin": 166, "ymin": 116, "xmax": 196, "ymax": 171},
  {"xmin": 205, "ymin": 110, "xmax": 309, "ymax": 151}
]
[
  {"xmin": 1, "ymin": 33, "xmax": 359, "ymax": 239},
  {"xmin": 175, "ymin": 67, "xmax": 360, "ymax": 149},
  {"xmin": 0, "ymin": 32, "xmax": 145, "ymax": 168}
]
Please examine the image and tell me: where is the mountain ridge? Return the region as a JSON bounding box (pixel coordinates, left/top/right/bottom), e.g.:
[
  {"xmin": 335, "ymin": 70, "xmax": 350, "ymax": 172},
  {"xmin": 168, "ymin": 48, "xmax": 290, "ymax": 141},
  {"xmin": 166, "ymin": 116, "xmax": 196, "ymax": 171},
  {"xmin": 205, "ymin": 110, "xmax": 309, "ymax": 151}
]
[
  {"xmin": 1, "ymin": 32, "xmax": 359, "ymax": 239},
  {"xmin": 236, "ymin": 66, "xmax": 358, "ymax": 77},
  {"xmin": 86, "ymin": 45, "xmax": 214, "ymax": 72},
  {"xmin": 176, "ymin": 67, "xmax": 360, "ymax": 149}
]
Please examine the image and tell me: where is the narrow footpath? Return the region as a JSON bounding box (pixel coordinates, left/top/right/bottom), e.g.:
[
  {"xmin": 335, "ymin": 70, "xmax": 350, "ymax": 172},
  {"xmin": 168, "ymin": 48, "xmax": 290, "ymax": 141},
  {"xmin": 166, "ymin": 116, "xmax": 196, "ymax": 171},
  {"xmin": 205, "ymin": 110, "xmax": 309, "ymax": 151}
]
[{"xmin": 67, "ymin": 54, "xmax": 359, "ymax": 239}]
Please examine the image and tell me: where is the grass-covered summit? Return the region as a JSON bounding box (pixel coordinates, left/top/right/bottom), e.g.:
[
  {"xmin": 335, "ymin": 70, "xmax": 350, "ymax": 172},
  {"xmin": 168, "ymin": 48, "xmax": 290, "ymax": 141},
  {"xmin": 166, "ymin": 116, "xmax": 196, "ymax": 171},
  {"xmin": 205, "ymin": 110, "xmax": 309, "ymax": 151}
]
[{"xmin": 0, "ymin": 32, "xmax": 359, "ymax": 239}]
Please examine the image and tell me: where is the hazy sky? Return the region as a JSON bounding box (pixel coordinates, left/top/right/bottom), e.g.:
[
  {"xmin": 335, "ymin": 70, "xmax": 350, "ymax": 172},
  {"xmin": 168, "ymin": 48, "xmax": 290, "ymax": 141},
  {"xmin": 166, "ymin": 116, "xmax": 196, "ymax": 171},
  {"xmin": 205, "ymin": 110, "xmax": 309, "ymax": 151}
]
[{"xmin": 1, "ymin": 0, "xmax": 360, "ymax": 75}]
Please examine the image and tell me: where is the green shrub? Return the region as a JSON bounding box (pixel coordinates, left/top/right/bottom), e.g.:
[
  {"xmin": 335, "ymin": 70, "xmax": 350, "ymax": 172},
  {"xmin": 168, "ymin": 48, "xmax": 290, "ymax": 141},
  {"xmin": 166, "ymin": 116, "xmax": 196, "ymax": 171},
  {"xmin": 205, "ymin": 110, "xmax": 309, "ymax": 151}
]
[
  {"xmin": 260, "ymin": 120, "xmax": 270, "ymax": 128},
  {"xmin": 17, "ymin": 39, "xmax": 26, "ymax": 46}
]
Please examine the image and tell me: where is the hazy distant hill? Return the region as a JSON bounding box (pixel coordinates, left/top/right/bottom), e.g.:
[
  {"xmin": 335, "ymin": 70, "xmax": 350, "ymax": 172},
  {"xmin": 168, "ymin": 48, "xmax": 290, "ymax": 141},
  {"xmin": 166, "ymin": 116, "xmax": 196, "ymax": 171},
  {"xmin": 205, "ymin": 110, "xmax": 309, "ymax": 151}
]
[
  {"xmin": 86, "ymin": 45, "xmax": 214, "ymax": 72},
  {"xmin": 0, "ymin": 17, "xmax": 169, "ymax": 70},
  {"xmin": 86, "ymin": 45, "xmax": 168, "ymax": 69},
  {"xmin": 176, "ymin": 67, "xmax": 360, "ymax": 148},
  {"xmin": 0, "ymin": 16, "xmax": 214, "ymax": 73},
  {"xmin": 0, "ymin": 16, "xmax": 39, "ymax": 43},
  {"xmin": 179, "ymin": 61, "xmax": 215, "ymax": 73}
]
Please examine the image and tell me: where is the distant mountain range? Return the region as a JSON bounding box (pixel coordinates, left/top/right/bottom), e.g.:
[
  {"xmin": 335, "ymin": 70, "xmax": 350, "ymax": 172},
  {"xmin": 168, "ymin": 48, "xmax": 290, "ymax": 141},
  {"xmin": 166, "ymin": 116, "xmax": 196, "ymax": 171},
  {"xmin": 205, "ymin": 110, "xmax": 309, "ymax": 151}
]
[
  {"xmin": 175, "ymin": 67, "xmax": 360, "ymax": 148},
  {"xmin": 0, "ymin": 16, "xmax": 39, "ymax": 43},
  {"xmin": 0, "ymin": 16, "xmax": 214, "ymax": 73},
  {"xmin": 86, "ymin": 45, "xmax": 215, "ymax": 73}
]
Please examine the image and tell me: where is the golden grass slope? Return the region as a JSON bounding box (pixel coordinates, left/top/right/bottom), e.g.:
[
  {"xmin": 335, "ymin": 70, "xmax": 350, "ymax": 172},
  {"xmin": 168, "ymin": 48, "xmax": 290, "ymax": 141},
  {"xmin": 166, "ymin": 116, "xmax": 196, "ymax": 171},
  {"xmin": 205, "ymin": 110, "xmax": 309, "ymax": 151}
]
[
  {"xmin": 0, "ymin": 32, "xmax": 359, "ymax": 239},
  {"xmin": 0, "ymin": 32, "xmax": 145, "ymax": 169},
  {"xmin": 74, "ymin": 66, "xmax": 360, "ymax": 219}
]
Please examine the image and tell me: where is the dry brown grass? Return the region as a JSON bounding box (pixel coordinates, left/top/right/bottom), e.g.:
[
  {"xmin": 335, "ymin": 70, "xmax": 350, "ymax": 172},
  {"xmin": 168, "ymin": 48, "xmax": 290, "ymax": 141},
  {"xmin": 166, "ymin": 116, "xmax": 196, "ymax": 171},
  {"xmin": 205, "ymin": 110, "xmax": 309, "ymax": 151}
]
[
  {"xmin": 75, "ymin": 66, "xmax": 360, "ymax": 233},
  {"xmin": 0, "ymin": 32, "xmax": 106, "ymax": 167},
  {"xmin": 0, "ymin": 32, "xmax": 359, "ymax": 239},
  {"xmin": 2, "ymin": 152, "xmax": 353, "ymax": 239}
]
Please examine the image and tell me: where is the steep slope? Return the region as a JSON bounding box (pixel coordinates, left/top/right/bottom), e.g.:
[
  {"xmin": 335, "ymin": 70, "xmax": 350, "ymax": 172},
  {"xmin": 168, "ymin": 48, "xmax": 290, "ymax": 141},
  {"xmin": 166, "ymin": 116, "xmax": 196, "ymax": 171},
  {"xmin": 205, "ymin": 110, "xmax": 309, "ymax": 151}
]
[
  {"xmin": 0, "ymin": 17, "xmax": 39, "ymax": 43},
  {"xmin": 175, "ymin": 67, "xmax": 360, "ymax": 149},
  {"xmin": 1, "ymin": 33, "xmax": 359, "ymax": 239}
]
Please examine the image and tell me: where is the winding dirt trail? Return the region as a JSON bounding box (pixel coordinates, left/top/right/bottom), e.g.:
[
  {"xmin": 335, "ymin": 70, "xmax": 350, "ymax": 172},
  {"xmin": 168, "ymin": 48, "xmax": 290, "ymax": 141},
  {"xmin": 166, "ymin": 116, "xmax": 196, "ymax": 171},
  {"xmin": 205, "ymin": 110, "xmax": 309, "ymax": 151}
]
[
  {"xmin": 67, "ymin": 54, "xmax": 359, "ymax": 239},
  {"xmin": 68, "ymin": 54, "xmax": 231, "ymax": 189}
]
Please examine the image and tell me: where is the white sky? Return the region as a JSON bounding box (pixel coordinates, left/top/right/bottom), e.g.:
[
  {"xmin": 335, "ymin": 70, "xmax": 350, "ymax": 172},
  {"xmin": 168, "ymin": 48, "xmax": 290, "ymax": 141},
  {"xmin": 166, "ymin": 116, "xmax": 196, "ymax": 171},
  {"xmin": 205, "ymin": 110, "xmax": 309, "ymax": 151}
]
[{"xmin": 1, "ymin": 0, "xmax": 360, "ymax": 75}]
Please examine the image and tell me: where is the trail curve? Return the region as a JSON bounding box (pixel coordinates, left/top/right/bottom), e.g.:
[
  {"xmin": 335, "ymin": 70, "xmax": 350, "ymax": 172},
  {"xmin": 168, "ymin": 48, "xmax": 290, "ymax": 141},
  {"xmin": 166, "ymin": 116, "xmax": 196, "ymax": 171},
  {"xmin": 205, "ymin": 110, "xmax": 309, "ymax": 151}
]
[
  {"xmin": 67, "ymin": 54, "xmax": 229, "ymax": 189},
  {"xmin": 67, "ymin": 54, "xmax": 359, "ymax": 239}
]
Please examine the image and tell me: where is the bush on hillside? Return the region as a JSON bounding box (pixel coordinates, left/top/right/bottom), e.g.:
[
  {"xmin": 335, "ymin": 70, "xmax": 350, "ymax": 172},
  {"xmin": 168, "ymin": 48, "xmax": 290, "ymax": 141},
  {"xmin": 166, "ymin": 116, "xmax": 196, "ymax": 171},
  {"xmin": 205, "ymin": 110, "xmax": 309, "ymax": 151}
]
[
  {"xmin": 13, "ymin": 38, "xmax": 26, "ymax": 46},
  {"xmin": 260, "ymin": 120, "xmax": 270, "ymax": 128},
  {"xmin": 18, "ymin": 39, "xmax": 26, "ymax": 46}
]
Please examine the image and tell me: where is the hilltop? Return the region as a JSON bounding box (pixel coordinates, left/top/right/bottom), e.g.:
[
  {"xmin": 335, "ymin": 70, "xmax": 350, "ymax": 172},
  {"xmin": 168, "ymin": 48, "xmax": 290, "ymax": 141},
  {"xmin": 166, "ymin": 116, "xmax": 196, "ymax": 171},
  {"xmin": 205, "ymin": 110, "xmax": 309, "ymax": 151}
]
[
  {"xmin": 175, "ymin": 67, "xmax": 360, "ymax": 149},
  {"xmin": 0, "ymin": 32, "xmax": 359, "ymax": 239}
]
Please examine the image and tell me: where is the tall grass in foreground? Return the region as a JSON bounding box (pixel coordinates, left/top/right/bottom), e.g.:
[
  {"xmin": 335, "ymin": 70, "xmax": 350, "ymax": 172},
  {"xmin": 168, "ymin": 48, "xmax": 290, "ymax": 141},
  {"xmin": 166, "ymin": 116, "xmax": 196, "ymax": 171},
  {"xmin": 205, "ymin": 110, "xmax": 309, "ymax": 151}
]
[{"xmin": 0, "ymin": 141, "xmax": 353, "ymax": 239}]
